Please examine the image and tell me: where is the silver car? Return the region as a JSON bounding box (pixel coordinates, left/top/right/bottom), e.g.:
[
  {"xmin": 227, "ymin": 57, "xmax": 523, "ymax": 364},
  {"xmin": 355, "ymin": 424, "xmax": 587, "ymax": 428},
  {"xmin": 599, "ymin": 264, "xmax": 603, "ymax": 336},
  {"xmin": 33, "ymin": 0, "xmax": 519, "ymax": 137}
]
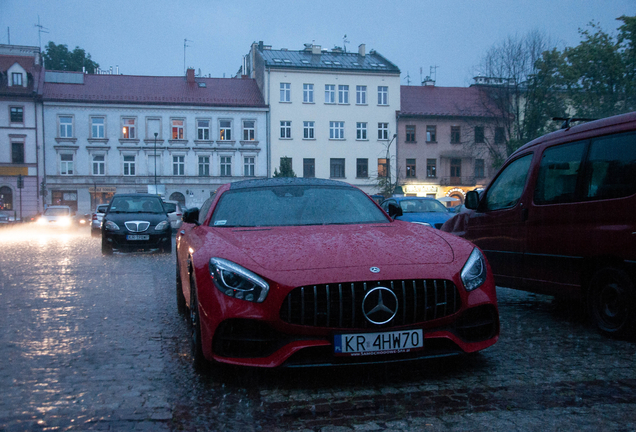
[
  {"xmin": 91, "ymin": 204, "xmax": 109, "ymax": 237},
  {"xmin": 162, "ymin": 200, "xmax": 183, "ymax": 230}
]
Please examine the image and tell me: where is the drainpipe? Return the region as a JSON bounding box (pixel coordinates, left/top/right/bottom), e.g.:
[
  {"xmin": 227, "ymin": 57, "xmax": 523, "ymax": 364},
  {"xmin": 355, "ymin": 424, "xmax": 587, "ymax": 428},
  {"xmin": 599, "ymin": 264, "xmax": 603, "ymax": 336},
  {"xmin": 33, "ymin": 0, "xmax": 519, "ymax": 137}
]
[
  {"xmin": 34, "ymin": 95, "xmax": 40, "ymax": 213},
  {"xmin": 266, "ymin": 66, "xmax": 271, "ymax": 178}
]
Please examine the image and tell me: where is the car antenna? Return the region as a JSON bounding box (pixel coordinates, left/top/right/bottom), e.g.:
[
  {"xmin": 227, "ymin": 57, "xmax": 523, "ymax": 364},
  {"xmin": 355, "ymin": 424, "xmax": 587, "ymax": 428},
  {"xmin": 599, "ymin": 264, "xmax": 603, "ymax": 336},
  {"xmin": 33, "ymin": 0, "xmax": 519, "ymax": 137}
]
[{"xmin": 552, "ymin": 117, "xmax": 597, "ymax": 129}]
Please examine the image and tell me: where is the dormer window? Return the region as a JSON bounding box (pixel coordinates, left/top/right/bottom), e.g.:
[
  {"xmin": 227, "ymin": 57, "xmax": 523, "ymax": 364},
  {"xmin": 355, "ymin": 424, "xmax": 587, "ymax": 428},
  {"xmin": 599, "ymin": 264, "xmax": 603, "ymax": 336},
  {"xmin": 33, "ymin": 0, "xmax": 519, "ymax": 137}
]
[{"xmin": 12, "ymin": 72, "xmax": 23, "ymax": 86}]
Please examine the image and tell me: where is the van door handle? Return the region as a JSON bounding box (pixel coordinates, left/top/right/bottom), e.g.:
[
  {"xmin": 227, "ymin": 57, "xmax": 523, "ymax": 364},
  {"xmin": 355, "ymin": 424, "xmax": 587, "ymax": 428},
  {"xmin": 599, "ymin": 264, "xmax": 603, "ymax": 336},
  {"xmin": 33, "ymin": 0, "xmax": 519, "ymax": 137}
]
[{"xmin": 521, "ymin": 208, "xmax": 529, "ymax": 222}]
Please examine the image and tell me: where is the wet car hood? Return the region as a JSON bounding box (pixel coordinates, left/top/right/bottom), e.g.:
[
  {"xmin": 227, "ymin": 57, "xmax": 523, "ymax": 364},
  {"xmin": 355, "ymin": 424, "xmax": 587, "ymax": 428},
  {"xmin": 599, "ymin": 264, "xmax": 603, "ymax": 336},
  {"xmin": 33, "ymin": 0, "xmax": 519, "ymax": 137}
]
[{"xmin": 207, "ymin": 221, "xmax": 455, "ymax": 271}]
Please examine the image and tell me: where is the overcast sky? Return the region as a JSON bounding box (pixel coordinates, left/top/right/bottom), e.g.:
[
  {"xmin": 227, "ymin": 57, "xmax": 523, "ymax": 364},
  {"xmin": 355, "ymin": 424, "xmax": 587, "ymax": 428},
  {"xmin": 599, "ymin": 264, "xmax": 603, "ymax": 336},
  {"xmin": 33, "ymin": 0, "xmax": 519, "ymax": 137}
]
[{"xmin": 1, "ymin": 0, "xmax": 633, "ymax": 87}]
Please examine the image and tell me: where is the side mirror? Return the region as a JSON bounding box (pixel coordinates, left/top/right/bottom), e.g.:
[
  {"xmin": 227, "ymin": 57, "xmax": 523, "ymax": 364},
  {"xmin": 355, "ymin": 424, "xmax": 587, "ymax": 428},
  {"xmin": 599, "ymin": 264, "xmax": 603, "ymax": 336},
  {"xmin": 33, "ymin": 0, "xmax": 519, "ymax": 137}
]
[
  {"xmin": 183, "ymin": 207, "xmax": 200, "ymax": 225},
  {"xmin": 465, "ymin": 190, "xmax": 481, "ymax": 210},
  {"xmin": 387, "ymin": 203, "xmax": 403, "ymax": 218}
]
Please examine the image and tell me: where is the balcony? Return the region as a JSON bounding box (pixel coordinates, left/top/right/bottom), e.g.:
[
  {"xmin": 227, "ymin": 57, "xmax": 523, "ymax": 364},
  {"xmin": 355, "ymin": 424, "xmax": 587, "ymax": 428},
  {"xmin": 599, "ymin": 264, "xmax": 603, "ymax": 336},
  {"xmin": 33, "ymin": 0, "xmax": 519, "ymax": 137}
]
[{"xmin": 439, "ymin": 176, "xmax": 476, "ymax": 187}]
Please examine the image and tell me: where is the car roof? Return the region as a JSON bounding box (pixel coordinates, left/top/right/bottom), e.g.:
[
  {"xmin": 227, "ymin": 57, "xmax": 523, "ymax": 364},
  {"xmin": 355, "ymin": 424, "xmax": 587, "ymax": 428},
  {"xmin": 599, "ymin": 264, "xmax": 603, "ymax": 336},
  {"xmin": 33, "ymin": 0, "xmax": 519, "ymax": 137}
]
[
  {"xmin": 228, "ymin": 177, "xmax": 353, "ymax": 190},
  {"xmin": 111, "ymin": 193, "xmax": 162, "ymax": 199},
  {"xmin": 47, "ymin": 205, "xmax": 72, "ymax": 208},
  {"xmin": 387, "ymin": 196, "xmax": 440, "ymax": 201}
]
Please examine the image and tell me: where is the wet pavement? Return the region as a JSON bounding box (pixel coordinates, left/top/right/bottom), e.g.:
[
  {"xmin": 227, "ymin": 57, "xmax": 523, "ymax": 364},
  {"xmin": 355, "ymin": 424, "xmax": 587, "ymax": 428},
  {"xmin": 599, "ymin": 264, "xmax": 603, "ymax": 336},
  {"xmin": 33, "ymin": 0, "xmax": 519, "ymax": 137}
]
[{"xmin": 0, "ymin": 226, "xmax": 635, "ymax": 431}]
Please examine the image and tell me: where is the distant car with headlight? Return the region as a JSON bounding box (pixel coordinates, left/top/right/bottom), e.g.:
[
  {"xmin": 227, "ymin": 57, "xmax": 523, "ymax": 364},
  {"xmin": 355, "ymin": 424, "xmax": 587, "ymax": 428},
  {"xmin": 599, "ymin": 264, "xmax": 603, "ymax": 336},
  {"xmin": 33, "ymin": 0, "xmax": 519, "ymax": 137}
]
[
  {"xmin": 37, "ymin": 206, "xmax": 74, "ymax": 229},
  {"xmin": 101, "ymin": 194, "xmax": 172, "ymax": 255},
  {"xmin": 176, "ymin": 178, "xmax": 499, "ymax": 369}
]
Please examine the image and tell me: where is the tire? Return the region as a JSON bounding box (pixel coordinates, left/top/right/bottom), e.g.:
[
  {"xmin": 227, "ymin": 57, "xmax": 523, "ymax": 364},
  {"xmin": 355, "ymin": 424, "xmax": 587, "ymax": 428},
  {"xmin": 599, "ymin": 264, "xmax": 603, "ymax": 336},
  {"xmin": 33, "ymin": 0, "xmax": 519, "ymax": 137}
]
[
  {"xmin": 101, "ymin": 236, "xmax": 113, "ymax": 255},
  {"xmin": 176, "ymin": 259, "xmax": 186, "ymax": 315},
  {"xmin": 189, "ymin": 275, "xmax": 208, "ymax": 369},
  {"xmin": 91, "ymin": 229, "xmax": 100, "ymax": 238},
  {"xmin": 588, "ymin": 267, "xmax": 635, "ymax": 338},
  {"xmin": 161, "ymin": 239, "xmax": 172, "ymax": 254}
]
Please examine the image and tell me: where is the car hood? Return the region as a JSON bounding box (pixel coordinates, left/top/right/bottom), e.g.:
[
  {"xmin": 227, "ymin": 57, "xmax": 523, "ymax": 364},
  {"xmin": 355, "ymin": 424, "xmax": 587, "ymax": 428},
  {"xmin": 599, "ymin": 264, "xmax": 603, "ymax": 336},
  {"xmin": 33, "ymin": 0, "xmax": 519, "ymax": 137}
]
[
  {"xmin": 208, "ymin": 222, "xmax": 455, "ymax": 272},
  {"xmin": 105, "ymin": 212, "xmax": 168, "ymax": 225}
]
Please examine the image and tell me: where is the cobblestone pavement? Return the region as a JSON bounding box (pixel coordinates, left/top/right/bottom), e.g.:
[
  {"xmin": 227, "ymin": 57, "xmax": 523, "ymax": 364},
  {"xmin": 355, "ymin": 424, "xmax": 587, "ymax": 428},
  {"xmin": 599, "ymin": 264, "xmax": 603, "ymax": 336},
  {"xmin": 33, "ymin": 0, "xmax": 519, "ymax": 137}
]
[{"xmin": 1, "ymin": 226, "xmax": 635, "ymax": 431}]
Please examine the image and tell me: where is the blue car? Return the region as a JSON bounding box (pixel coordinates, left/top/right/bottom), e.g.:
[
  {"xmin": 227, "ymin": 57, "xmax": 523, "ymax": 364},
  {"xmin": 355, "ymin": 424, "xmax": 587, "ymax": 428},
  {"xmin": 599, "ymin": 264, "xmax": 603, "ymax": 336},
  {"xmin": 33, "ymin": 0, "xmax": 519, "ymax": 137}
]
[{"xmin": 380, "ymin": 196, "xmax": 452, "ymax": 229}]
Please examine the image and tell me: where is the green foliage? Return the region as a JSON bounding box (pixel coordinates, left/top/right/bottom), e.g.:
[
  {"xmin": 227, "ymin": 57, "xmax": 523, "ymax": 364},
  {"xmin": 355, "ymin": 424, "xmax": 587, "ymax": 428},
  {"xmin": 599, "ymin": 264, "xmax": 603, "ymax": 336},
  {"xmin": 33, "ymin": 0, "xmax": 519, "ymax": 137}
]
[
  {"xmin": 43, "ymin": 42, "xmax": 99, "ymax": 73},
  {"xmin": 273, "ymin": 157, "xmax": 296, "ymax": 177}
]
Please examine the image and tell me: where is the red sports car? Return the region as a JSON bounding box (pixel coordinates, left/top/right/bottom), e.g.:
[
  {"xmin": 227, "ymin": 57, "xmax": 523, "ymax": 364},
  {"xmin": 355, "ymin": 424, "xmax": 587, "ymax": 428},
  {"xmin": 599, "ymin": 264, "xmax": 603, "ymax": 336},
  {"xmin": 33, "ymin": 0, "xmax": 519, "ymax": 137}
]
[{"xmin": 176, "ymin": 178, "xmax": 499, "ymax": 368}]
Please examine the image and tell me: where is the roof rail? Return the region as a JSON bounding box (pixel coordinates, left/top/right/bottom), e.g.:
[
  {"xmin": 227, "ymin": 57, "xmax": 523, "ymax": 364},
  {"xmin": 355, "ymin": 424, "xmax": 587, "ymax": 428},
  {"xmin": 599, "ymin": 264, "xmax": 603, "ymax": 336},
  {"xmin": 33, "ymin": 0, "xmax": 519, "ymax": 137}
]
[{"xmin": 552, "ymin": 117, "xmax": 597, "ymax": 129}]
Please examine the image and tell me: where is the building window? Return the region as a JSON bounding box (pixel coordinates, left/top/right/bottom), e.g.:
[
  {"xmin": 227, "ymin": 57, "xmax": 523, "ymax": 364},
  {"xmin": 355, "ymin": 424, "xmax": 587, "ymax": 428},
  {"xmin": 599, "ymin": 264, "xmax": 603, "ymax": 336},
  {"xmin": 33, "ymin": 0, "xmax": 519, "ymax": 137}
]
[
  {"xmin": 303, "ymin": 158, "xmax": 315, "ymax": 178},
  {"xmin": 280, "ymin": 82, "xmax": 291, "ymax": 102},
  {"xmin": 10, "ymin": 107, "xmax": 23, "ymax": 123},
  {"xmin": 173, "ymin": 155, "xmax": 185, "ymax": 175},
  {"xmin": 92, "ymin": 154, "xmax": 105, "ymax": 175},
  {"xmin": 378, "ymin": 158, "xmax": 389, "ymax": 178},
  {"xmin": 244, "ymin": 156, "xmax": 255, "ymax": 177},
  {"xmin": 60, "ymin": 153, "xmax": 74, "ymax": 175},
  {"xmin": 303, "ymin": 121, "xmax": 315, "ymax": 139},
  {"xmin": 426, "ymin": 125, "xmax": 436, "ymax": 142},
  {"xmin": 197, "ymin": 119, "xmax": 210, "ymax": 140},
  {"xmin": 242, "ymin": 120, "xmax": 255, "ymax": 141},
  {"xmin": 220, "ymin": 156, "xmax": 232, "ymax": 176},
  {"xmin": 495, "ymin": 127, "xmax": 505, "ymax": 144},
  {"xmin": 325, "ymin": 84, "xmax": 335, "ymax": 103},
  {"xmin": 12, "ymin": 72, "xmax": 22, "ymax": 86},
  {"xmin": 122, "ymin": 117, "xmax": 136, "ymax": 139},
  {"xmin": 123, "ymin": 155, "xmax": 135, "ymax": 176},
  {"xmin": 406, "ymin": 125, "xmax": 416, "ymax": 142},
  {"xmin": 91, "ymin": 117, "xmax": 105, "ymax": 138},
  {"xmin": 219, "ymin": 120, "xmax": 232, "ymax": 141},
  {"xmin": 475, "ymin": 159, "xmax": 485, "ymax": 178},
  {"xmin": 356, "ymin": 122, "xmax": 367, "ymax": 140},
  {"xmin": 426, "ymin": 159, "xmax": 437, "ymax": 178},
  {"xmin": 59, "ymin": 116, "xmax": 73, "ymax": 138},
  {"xmin": 378, "ymin": 123, "xmax": 389, "ymax": 140},
  {"xmin": 198, "ymin": 156, "xmax": 210, "ymax": 176},
  {"xmin": 329, "ymin": 121, "xmax": 344, "ymax": 139},
  {"xmin": 330, "ymin": 158, "xmax": 345, "ymax": 178},
  {"xmin": 280, "ymin": 121, "xmax": 292, "ymax": 139},
  {"xmin": 378, "ymin": 86, "xmax": 388, "ymax": 105},
  {"xmin": 451, "ymin": 126, "xmax": 461, "ymax": 144},
  {"xmin": 303, "ymin": 84, "xmax": 314, "ymax": 103},
  {"xmin": 475, "ymin": 126, "xmax": 484, "ymax": 143},
  {"xmin": 450, "ymin": 158, "xmax": 462, "ymax": 178},
  {"xmin": 0, "ymin": 186, "xmax": 13, "ymax": 210},
  {"xmin": 356, "ymin": 85, "xmax": 367, "ymax": 104},
  {"xmin": 12, "ymin": 142, "xmax": 24, "ymax": 164},
  {"xmin": 171, "ymin": 119, "xmax": 185, "ymax": 139},
  {"xmin": 406, "ymin": 159, "xmax": 416, "ymax": 178},
  {"xmin": 356, "ymin": 158, "xmax": 368, "ymax": 178},
  {"xmin": 338, "ymin": 85, "xmax": 349, "ymax": 104}
]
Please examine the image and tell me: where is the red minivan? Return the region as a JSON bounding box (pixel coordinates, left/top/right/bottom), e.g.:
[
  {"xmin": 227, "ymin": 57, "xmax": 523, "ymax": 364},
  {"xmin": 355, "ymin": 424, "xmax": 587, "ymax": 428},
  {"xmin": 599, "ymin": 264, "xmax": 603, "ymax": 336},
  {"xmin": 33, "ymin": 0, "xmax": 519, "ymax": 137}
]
[{"xmin": 442, "ymin": 112, "xmax": 636, "ymax": 337}]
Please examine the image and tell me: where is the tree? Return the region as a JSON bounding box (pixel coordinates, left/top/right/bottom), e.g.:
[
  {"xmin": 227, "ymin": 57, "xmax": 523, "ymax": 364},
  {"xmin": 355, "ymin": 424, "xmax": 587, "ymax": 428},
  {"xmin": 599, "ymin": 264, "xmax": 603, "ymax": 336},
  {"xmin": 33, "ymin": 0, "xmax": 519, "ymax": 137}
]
[
  {"xmin": 42, "ymin": 42, "xmax": 99, "ymax": 73},
  {"xmin": 273, "ymin": 157, "xmax": 296, "ymax": 177}
]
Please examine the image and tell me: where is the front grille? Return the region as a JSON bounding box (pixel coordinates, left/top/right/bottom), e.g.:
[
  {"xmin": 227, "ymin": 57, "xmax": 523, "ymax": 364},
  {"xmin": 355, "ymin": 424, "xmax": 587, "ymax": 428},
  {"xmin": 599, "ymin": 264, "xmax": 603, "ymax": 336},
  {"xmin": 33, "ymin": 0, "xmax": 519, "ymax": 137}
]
[
  {"xmin": 124, "ymin": 221, "xmax": 150, "ymax": 232},
  {"xmin": 280, "ymin": 279, "xmax": 461, "ymax": 329}
]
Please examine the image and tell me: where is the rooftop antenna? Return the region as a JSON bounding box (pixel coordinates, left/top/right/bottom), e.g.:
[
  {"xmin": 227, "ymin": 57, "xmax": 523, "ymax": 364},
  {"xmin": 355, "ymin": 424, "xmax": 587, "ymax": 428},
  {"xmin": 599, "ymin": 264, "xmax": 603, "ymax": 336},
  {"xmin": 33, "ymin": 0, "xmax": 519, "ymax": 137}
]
[
  {"xmin": 405, "ymin": 71, "xmax": 411, "ymax": 86},
  {"xmin": 342, "ymin": 34, "xmax": 349, "ymax": 53},
  {"xmin": 34, "ymin": 15, "xmax": 49, "ymax": 51},
  {"xmin": 430, "ymin": 65, "xmax": 438, "ymax": 82},
  {"xmin": 184, "ymin": 38, "xmax": 192, "ymax": 75},
  {"xmin": 419, "ymin": 67, "xmax": 423, "ymax": 84}
]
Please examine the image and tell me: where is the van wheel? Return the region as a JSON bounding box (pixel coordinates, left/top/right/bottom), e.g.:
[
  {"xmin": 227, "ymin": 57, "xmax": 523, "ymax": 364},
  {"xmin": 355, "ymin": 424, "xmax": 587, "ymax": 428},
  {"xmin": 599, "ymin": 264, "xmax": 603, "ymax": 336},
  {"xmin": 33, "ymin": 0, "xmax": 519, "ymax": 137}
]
[{"xmin": 588, "ymin": 267, "xmax": 635, "ymax": 338}]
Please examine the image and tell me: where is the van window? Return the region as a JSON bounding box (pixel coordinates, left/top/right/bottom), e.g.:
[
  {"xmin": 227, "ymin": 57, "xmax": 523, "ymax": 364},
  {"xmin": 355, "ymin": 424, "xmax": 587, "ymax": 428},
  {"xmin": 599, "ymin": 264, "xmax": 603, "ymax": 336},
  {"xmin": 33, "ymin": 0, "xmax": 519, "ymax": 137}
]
[
  {"xmin": 534, "ymin": 141, "xmax": 586, "ymax": 205},
  {"xmin": 484, "ymin": 154, "xmax": 533, "ymax": 211},
  {"xmin": 584, "ymin": 132, "xmax": 636, "ymax": 200}
]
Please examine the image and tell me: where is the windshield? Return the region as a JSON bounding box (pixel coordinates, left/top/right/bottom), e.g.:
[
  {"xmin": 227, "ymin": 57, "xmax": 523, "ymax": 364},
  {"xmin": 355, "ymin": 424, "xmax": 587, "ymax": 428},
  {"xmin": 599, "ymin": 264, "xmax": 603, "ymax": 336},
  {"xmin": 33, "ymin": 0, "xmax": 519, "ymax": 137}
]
[
  {"xmin": 109, "ymin": 197, "xmax": 165, "ymax": 214},
  {"xmin": 399, "ymin": 199, "xmax": 448, "ymax": 213},
  {"xmin": 210, "ymin": 185, "xmax": 389, "ymax": 227},
  {"xmin": 163, "ymin": 203, "xmax": 176, "ymax": 213},
  {"xmin": 44, "ymin": 207, "xmax": 71, "ymax": 216}
]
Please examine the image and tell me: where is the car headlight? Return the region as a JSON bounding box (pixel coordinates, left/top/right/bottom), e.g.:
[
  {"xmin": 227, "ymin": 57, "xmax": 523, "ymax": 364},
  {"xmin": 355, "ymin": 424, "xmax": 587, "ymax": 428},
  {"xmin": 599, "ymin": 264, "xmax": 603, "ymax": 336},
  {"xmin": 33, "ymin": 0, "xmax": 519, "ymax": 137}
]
[
  {"xmin": 155, "ymin": 221, "xmax": 170, "ymax": 231},
  {"xmin": 59, "ymin": 217, "xmax": 71, "ymax": 226},
  {"xmin": 412, "ymin": 221, "xmax": 432, "ymax": 226},
  {"xmin": 37, "ymin": 217, "xmax": 47, "ymax": 225},
  {"xmin": 104, "ymin": 221, "xmax": 120, "ymax": 231},
  {"xmin": 209, "ymin": 257, "xmax": 269, "ymax": 303},
  {"xmin": 460, "ymin": 248, "xmax": 487, "ymax": 291}
]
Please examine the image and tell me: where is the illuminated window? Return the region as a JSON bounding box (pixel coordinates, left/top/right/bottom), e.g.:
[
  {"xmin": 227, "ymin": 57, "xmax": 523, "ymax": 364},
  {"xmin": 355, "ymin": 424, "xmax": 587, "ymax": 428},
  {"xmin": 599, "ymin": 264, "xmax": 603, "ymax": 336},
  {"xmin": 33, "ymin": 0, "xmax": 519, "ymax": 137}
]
[
  {"xmin": 219, "ymin": 120, "xmax": 232, "ymax": 141},
  {"xmin": 122, "ymin": 118, "xmax": 136, "ymax": 139},
  {"xmin": 172, "ymin": 119, "xmax": 185, "ymax": 139}
]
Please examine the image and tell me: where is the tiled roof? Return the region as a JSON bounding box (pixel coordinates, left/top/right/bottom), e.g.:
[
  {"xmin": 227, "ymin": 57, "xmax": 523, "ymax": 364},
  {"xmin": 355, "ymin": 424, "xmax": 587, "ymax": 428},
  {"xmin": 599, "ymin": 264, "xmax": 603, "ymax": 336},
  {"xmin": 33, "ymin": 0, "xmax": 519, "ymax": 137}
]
[
  {"xmin": 43, "ymin": 73, "xmax": 267, "ymax": 108},
  {"xmin": 399, "ymin": 85, "xmax": 499, "ymax": 118},
  {"xmin": 257, "ymin": 48, "xmax": 400, "ymax": 74},
  {"xmin": 0, "ymin": 55, "xmax": 42, "ymax": 96}
]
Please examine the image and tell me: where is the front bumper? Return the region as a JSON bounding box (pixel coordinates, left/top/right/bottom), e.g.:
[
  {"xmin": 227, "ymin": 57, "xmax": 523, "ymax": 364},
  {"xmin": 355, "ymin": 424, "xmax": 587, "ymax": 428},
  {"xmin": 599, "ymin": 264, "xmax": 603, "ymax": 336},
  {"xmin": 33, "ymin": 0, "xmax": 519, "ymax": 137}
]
[{"xmin": 104, "ymin": 232, "xmax": 171, "ymax": 250}]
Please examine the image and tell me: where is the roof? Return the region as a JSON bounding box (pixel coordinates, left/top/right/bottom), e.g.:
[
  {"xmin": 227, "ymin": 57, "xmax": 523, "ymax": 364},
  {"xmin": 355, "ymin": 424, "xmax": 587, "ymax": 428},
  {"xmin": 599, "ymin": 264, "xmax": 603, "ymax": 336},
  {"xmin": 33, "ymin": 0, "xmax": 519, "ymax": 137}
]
[
  {"xmin": 42, "ymin": 72, "xmax": 267, "ymax": 108},
  {"xmin": 257, "ymin": 47, "xmax": 400, "ymax": 74},
  {"xmin": 0, "ymin": 54, "xmax": 43, "ymax": 97},
  {"xmin": 229, "ymin": 177, "xmax": 353, "ymax": 190},
  {"xmin": 399, "ymin": 85, "xmax": 500, "ymax": 118}
]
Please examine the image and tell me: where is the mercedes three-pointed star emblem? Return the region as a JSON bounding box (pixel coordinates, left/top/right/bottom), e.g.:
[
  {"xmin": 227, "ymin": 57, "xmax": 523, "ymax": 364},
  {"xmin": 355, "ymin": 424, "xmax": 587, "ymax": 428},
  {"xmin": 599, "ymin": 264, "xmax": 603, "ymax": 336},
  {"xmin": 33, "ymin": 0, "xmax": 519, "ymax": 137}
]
[{"xmin": 362, "ymin": 287, "xmax": 398, "ymax": 325}]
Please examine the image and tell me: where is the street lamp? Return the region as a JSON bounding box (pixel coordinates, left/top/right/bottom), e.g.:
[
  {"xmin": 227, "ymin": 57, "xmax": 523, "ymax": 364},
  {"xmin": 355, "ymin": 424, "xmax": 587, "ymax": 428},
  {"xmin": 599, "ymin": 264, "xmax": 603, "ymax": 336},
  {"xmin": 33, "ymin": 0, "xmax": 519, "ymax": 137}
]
[{"xmin": 154, "ymin": 132, "xmax": 158, "ymax": 192}]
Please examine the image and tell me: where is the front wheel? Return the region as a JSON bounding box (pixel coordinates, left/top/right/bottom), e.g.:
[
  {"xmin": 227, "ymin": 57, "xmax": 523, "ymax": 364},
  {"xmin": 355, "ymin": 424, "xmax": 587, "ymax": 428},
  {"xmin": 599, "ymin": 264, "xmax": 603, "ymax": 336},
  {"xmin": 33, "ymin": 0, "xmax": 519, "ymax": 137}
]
[
  {"xmin": 189, "ymin": 277, "xmax": 208, "ymax": 369},
  {"xmin": 588, "ymin": 267, "xmax": 635, "ymax": 338},
  {"xmin": 176, "ymin": 259, "xmax": 186, "ymax": 315},
  {"xmin": 101, "ymin": 236, "xmax": 113, "ymax": 255}
]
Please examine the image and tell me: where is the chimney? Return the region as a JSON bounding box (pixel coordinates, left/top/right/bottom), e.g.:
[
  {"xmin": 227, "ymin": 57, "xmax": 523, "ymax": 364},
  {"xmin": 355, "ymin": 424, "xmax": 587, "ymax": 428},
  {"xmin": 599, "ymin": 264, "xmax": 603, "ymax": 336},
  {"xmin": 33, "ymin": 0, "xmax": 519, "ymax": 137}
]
[
  {"xmin": 358, "ymin": 44, "xmax": 365, "ymax": 57},
  {"xmin": 186, "ymin": 68, "xmax": 195, "ymax": 83},
  {"xmin": 312, "ymin": 44, "xmax": 321, "ymax": 55}
]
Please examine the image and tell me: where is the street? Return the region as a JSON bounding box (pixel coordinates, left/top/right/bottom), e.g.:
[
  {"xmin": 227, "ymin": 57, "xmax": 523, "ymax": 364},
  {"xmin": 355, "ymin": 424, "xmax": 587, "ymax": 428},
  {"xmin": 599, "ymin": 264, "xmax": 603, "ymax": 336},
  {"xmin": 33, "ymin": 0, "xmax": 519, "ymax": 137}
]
[{"xmin": 1, "ymin": 227, "xmax": 635, "ymax": 431}]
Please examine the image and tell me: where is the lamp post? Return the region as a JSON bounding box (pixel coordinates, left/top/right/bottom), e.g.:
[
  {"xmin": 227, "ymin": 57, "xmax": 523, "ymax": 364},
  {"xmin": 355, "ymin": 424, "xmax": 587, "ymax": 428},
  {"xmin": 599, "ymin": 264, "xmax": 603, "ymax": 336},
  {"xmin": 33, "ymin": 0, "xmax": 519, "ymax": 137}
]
[{"xmin": 153, "ymin": 132, "xmax": 158, "ymax": 192}]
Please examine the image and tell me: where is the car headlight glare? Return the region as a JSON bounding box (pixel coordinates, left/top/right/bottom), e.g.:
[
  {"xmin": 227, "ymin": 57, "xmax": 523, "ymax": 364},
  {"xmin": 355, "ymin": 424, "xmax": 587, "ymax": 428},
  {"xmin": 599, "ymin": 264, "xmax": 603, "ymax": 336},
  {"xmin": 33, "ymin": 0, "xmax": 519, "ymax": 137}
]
[
  {"xmin": 461, "ymin": 248, "xmax": 487, "ymax": 291},
  {"xmin": 155, "ymin": 221, "xmax": 170, "ymax": 231},
  {"xmin": 209, "ymin": 257, "xmax": 269, "ymax": 303},
  {"xmin": 104, "ymin": 220, "xmax": 120, "ymax": 231},
  {"xmin": 37, "ymin": 217, "xmax": 46, "ymax": 225},
  {"xmin": 59, "ymin": 217, "xmax": 71, "ymax": 226}
]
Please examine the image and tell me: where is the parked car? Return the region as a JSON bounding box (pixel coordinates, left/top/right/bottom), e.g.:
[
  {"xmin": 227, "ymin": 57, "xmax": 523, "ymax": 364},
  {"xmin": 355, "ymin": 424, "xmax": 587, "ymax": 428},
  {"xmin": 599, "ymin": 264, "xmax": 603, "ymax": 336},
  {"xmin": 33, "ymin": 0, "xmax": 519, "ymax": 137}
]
[
  {"xmin": 91, "ymin": 204, "xmax": 109, "ymax": 237},
  {"xmin": 162, "ymin": 200, "xmax": 183, "ymax": 230},
  {"xmin": 101, "ymin": 194, "xmax": 172, "ymax": 255},
  {"xmin": 441, "ymin": 112, "xmax": 636, "ymax": 338},
  {"xmin": 37, "ymin": 206, "xmax": 74, "ymax": 229},
  {"xmin": 0, "ymin": 213, "xmax": 10, "ymax": 226},
  {"xmin": 176, "ymin": 178, "xmax": 499, "ymax": 369},
  {"xmin": 380, "ymin": 196, "xmax": 452, "ymax": 229}
]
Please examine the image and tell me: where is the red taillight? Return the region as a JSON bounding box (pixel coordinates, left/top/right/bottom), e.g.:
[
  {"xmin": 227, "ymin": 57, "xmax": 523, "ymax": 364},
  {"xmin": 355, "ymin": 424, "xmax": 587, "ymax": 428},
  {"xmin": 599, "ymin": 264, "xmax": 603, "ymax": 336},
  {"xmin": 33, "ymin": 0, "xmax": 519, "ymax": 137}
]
[{"xmin": 92, "ymin": 214, "xmax": 98, "ymax": 221}]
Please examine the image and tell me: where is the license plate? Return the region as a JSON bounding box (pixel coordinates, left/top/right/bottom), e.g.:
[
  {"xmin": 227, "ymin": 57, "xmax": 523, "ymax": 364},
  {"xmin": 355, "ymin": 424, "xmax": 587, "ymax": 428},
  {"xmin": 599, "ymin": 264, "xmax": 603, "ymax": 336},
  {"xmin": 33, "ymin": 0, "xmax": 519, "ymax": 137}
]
[
  {"xmin": 334, "ymin": 329, "xmax": 423, "ymax": 356},
  {"xmin": 126, "ymin": 235, "xmax": 149, "ymax": 240}
]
